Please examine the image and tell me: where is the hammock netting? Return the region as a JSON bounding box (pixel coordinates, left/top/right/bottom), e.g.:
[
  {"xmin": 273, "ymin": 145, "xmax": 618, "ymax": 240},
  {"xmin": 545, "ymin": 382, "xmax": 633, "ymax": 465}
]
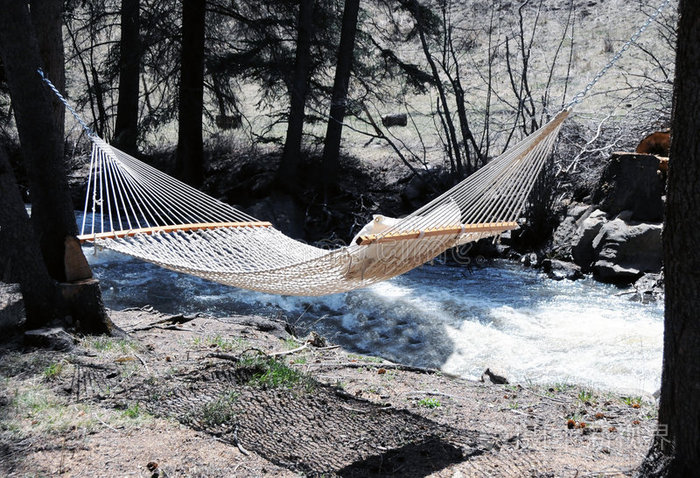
[{"xmin": 78, "ymin": 110, "xmax": 569, "ymax": 296}]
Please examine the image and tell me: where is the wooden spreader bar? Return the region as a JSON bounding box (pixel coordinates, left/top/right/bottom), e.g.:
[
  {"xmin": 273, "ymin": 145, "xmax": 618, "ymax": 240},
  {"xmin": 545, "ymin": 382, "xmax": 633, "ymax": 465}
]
[
  {"xmin": 356, "ymin": 222, "xmax": 518, "ymax": 246},
  {"xmin": 77, "ymin": 221, "xmax": 272, "ymax": 243}
]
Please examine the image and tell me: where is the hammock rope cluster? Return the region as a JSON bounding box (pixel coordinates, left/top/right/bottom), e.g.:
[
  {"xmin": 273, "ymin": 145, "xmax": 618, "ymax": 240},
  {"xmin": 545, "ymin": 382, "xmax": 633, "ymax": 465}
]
[
  {"xmin": 73, "ymin": 110, "xmax": 566, "ymax": 296},
  {"xmin": 40, "ymin": 0, "xmax": 669, "ymax": 296}
]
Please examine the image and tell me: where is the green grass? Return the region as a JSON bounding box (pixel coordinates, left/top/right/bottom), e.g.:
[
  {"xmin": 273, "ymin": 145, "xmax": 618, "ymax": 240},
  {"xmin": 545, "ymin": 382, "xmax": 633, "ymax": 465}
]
[
  {"xmin": 578, "ymin": 390, "xmax": 594, "ymax": 403},
  {"xmin": 241, "ymin": 357, "xmax": 313, "ymax": 391},
  {"xmin": 122, "ymin": 403, "xmax": 141, "ymax": 419},
  {"xmin": 192, "ymin": 335, "xmax": 247, "ymax": 352},
  {"xmin": 82, "ymin": 336, "xmax": 136, "ymax": 354},
  {"xmin": 622, "ymin": 396, "xmax": 643, "ymax": 407},
  {"xmin": 199, "ymin": 390, "xmax": 239, "ymax": 427},
  {"xmin": 418, "ymin": 397, "xmax": 441, "ymax": 409},
  {"xmin": 43, "ymin": 362, "xmax": 64, "ymax": 381}
]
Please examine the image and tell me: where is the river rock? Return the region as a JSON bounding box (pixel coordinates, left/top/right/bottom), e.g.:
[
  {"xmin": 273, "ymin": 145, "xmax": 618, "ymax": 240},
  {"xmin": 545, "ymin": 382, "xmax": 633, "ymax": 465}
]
[
  {"xmin": 541, "ymin": 259, "xmax": 583, "ymax": 281},
  {"xmin": 571, "ymin": 209, "xmax": 608, "ymax": 271},
  {"xmin": 481, "ymin": 367, "xmax": 509, "ymax": 385},
  {"xmin": 631, "ymin": 273, "xmax": 665, "ymax": 303},
  {"xmin": 0, "ymin": 282, "xmax": 25, "ymax": 333},
  {"xmin": 24, "ymin": 327, "xmax": 75, "ymax": 351},
  {"xmin": 591, "ymin": 219, "xmax": 662, "ymax": 284},
  {"xmin": 592, "ymin": 153, "xmax": 664, "ymax": 222}
]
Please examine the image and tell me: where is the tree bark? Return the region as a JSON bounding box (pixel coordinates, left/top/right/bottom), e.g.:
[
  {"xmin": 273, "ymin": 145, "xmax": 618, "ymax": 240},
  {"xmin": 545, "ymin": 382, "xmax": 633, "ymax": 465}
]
[
  {"xmin": 0, "ymin": 147, "xmax": 62, "ymax": 329},
  {"xmin": 175, "ymin": 0, "xmax": 206, "ymax": 187},
  {"xmin": 276, "ymin": 0, "xmax": 314, "ymax": 187},
  {"xmin": 29, "ymin": 0, "xmax": 65, "ymax": 138},
  {"xmin": 113, "ymin": 0, "xmax": 141, "ymax": 155},
  {"xmin": 0, "ymin": 0, "xmax": 115, "ymax": 335},
  {"xmin": 320, "ymin": 0, "xmax": 360, "ymax": 190},
  {"xmin": 0, "ymin": 0, "xmax": 76, "ymax": 281},
  {"xmin": 638, "ymin": 1, "xmax": 700, "ymax": 475}
]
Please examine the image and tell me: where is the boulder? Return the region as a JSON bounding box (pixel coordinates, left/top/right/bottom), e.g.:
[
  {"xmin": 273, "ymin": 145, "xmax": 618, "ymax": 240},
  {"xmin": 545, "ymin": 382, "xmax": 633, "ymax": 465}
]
[
  {"xmin": 24, "ymin": 327, "xmax": 75, "ymax": 351},
  {"xmin": 0, "ymin": 282, "xmax": 25, "ymax": 333},
  {"xmin": 631, "ymin": 272, "xmax": 664, "ymax": 303},
  {"xmin": 481, "ymin": 367, "xmax": 509, "ymax": 385},
  {"xmin": 591, "ymin": 219, "xmax": 662, "ymax": 284},
  {"xmin": 381, "ymin": 113, "xmax": 408, "ymax": 127},
  {"xmin": 592, "ymin": 153, "xmax": 664, "ymax": 222},
  {"xmin": 542, "ymin": 259, "xmax": 583, "ymax": 281},
  {"xmin": 551, "ymin": 203, "xmax": 594, "ymax": 257},
  {"xmin": 571, "ymin": 209, "xmax": 608, "ymax": 271}
]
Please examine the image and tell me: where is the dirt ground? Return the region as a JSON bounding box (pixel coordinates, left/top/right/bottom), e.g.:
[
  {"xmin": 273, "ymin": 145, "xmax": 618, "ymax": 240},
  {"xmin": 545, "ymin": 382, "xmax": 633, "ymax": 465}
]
[{"xmin": 0, "ymin": 308, "xmax": 658, "ymax": 477}]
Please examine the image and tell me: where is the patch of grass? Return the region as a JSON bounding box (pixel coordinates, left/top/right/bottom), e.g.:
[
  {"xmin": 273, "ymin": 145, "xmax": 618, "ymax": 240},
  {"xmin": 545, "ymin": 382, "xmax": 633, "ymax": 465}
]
[
  {"xmin": 122, "ymin": 403, "xmax": 141, "ymax": 419},
  {"xmin": 509, "ymin": 401, "xmax": 519, "ymax": 410},
  {"xmin": 284, "ymin": 338, "xmax": 300, "ymax": 350},
  {"xmin": 200, "ymin": 390, "xmax": 239, "ymax": 427},
  {"xmin": 193, "ymin": 335, "xmax": 247, "ymax": 352},
  {"xmin": 2, "ymin": 381, "xmax": 150, "ymax": 436},
  {"xmin": 43, "ymin": 362, "xmax": 64, "ymax": 381},
  {"xmin": 292, "ymin": 356, "xmax": 307, "ymax": 365},
  {"xmin": 622, "ymin": 396, "xmax": 643, "ymax": 408},
  {"xmin": 578, "ymin": 390, "xmax": 594, "ymax": 404},
  {"xmin": 241, "ymin": 357, "xmax": 313, "ymax": 391},
  {"xmin": 82, "ymin": 336, "xmax": 136, "ymax": 354},
  {"xmin": 418, "ymin": 397, "xmax": 441, "ymax": 409}
]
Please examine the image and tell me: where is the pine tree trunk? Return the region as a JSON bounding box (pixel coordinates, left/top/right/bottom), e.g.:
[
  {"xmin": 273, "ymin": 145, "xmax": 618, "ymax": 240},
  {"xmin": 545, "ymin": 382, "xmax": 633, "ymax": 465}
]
[
  {"xmin": 0, "ymin": 147, "xmax": 62, "ymax": 329},
  {"xmin": 176, "ymin": 0, "xmax": 206, "ymax": 187},
  {"xmin": 113, "ymin": 0, "xmax": 141, "ymax": 155},
  {"xmin": 29, "ymin": 0, "xmax": 65, "ymax": 138},
  {"xmin": 0, "ymin": 0, "xmax": 76, "ymax": 281},
  {"xmin": 639, "ymin": 1, "xmax": 700, "ymax": 475},
  {"xmin": 0, "ymin": 0, "xmax": 115, "ymax": 335},
  {"xmin": 321, "ymin": 0, "xmax": 360, "ymax": 190},
  {"xmin": 277, "ymin": 0, "xmax": 314, "ymax": 187}
]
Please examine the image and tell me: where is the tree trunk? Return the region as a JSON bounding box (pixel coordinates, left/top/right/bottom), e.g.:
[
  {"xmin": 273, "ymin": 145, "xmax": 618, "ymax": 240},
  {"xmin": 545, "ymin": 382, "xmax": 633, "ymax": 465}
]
[
  {"xmin": 638, "ymin": 1, "xmax": 700, "ymax": 475},
  {"xmin": 0, "ymin": 0, "xmax": 115, "ymax": 335},
  {"xmin": 0, "ymin": 147, "xmax": 62, "ymax": 329},
  {"xmin": 29, "ymin": 0, "xmax": 65, "ymax": 138},
  {"xmin": 175, "ymin": 0, "xmax": 206, "ymax": 187},
  {"xmin": 320, "ymin": 0, "xmax": 360, "ymax": 191},
  {"xmin": 113, "ymin": 0, "xmax": 141, "ymax": 155},
  {"xmin": 276, "ymin": 0, "xmax": 314, "ymax": 187}
]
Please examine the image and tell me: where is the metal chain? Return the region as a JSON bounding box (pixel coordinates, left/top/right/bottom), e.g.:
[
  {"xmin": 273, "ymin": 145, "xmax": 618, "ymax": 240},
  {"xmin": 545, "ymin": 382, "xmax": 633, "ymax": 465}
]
[
  {"xmin": 565, "ymin": 0, "xmax": 672, "ymax": 110},
  {"xmin": 37, "ymin": 68, "xmax": 97, "ymax": 138}
]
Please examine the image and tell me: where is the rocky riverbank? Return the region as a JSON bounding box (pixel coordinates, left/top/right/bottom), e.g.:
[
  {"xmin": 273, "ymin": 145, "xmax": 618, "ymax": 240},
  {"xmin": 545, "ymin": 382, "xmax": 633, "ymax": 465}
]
[
  {"xmin": 0, "ymin": 306, "xmax": 659, "ymax": 477},
  {"xmin": 513, "ymin": 152, "xmax": 666, "ymax": 303}
]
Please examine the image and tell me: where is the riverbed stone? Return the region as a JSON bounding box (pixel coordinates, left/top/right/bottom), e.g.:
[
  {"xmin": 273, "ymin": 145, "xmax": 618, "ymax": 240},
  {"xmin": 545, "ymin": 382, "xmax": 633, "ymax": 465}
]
[
  {"xmin": 571, "ymin": 209, "xmax": 608, "ymax": 271},
  {"xmin": 542, "ymin": 259, "xmax": 583, "ymax": 281},
  {"xmin": 592, "ymin": 153, "xmax": 664, "ymax": 222},
  {"xmin": 591, "ymin": 219, "xmax": 662, "ymax": 284}
]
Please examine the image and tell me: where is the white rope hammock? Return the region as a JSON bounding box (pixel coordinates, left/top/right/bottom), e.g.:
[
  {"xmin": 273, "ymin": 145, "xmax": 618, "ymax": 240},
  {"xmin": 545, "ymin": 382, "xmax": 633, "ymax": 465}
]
[{"xmin": 75, "ymin": 110, "xmax": 569, "ymax": 296}]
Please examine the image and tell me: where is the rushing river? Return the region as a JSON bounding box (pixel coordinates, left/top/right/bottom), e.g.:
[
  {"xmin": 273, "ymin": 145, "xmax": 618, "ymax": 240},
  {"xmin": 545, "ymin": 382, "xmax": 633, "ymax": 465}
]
[{"xmin": 84, "ymin": 243, "xmax": 663, "ymax": 397}]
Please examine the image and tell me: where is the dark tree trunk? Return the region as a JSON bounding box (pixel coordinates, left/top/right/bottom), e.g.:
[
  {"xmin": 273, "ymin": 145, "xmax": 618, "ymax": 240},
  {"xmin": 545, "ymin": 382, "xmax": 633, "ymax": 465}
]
[
  {"xmin": 0, "ymin": 0, "xmax": 115, "ymax": 335},
  {"xmin": 276, "ymin": 0, "xmax": 314, "ymax": 187},
  {"xmin": 321, "ymin": 0, "xmax": 360, "ymax": 190},
  {"xmin": 0, "ymin": 0, "xmax": 76, "ymax": 281},
  {"xmin": 113, "ymin": 0, "xmax": 141, "ymax": 155},
  {"xmin": 176, "ymin": 0, "xmax": 206, "ymax": 188},
  {"xmin": 638, "ymin": 1, "xmax": 700, "ymax": 475},
  {"xmin": 0, "ymin": 147, "xmax": 62, "ymax": 329},
  {"xmin": 29, "ymin": 0, "xmax": 65, "ymax": 138}
]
